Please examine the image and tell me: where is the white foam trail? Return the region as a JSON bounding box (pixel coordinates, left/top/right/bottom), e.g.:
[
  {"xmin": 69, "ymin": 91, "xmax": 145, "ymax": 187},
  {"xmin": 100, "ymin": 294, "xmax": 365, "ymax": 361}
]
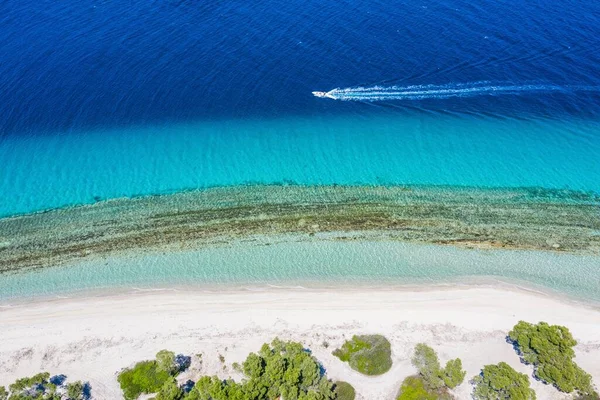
[{"xmin": 319, "ymin": 82, "xmax": 593, "ymax": 102}]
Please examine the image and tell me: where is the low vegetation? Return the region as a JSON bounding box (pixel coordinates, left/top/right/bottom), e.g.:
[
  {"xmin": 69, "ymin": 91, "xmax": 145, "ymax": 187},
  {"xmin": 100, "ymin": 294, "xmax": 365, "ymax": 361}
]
[
  {"xmin": 186, "ymin": 338, "xmax": 336, "ymax": 399},
  {"xmin": 119, "ymin": 339, "xmax": 336, "ymax": 400},
  {"xmin": 154, "ymin": 377, "xmax": 184, "ymax": 400},
  {"xmin": 472, "ymin": 362, "xmax": 536, "ymax": 400},
  {"xmin": 0, "ymin": 372, "xmax": 90, "ymax": 400},
  {"xmin": 118, "ymin": 350, "xmax": 191, "ymax": 400},
  {"xmin": 396, "ymin": 376, "xmax": 439, "ymax": 400},
  {"xmin": 332, "ymin": 334, "xmax": 392, "ymax": 375},
  {"xmin": 508, "ymin": 321, "xmax": 596, "ymax": 396},
  {"xmin": 397, "ymin": 343, "xmax": 466, "ymax": 399},
  {"xmin": 334, "ymin": 381, "xmax": 356, "ymax": 400}
]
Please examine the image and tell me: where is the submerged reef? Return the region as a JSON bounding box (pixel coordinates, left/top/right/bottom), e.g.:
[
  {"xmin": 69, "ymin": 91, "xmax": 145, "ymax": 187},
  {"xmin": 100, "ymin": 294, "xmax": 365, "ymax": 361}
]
[{"xmin": 0, "ymin": 185, "xmax": 599, "ymax": 274}]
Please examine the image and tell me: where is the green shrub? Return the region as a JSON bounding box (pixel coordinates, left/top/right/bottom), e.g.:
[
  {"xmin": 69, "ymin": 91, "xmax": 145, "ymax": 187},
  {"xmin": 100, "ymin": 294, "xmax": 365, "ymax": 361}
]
[
  {"xmin": 155, "ymin": 377, "xmax": 184, "ymax": 400},
  {"xmin": 7, "ymin": 372, "xmax": 60, "ymax": 399},
  {"xmin": 509, "ymin": 321, "xmax": 594, "ymax": 395},
  {"xmin": 472, "ymin": 362, "xmax": 536, "ymax": 400},
  {"xmin": 443, "ymin": 358, "xmax": 466, "ymax": 389},
  {"xmin": 66, "ymin": 381, "xmax": 85, "ymax": 400},
  {"xmin": 396, "ymin": 376, "xmax": 438, "ymax": 400},
  {"xmin": 118, "ymin": 360, "xmax": 172, "ymax": 400},
  {"xmin": 333, "ymin": 335, "xmax": 392, "ymax": 375},
  {"xmin": 9, "ymin": 372, "xmax": 52, "ymax": 392},
  {"xmin": 412, "ymin": 343, "xmax": 444, "ymax": 389},
  {"xmin": 156, "ymin": 350, "xmax": 178, "ymax": 374},
  {"xmin": 187, "ymin": 338, "xmax": 335, "ymax": 400},
  {"xmin": 411, "ymin": 343, "xmax": 465, "ymax": 390},
  {"xmin": 186, "ymin": 376, "xmax": 244, "ymax": 400},
  {"xmin": 334, "ymin": 381, "xmax": 356, "ymax": 400},
  {"xmin": 1, "ymin": 373, "xmax": 89, "ymax": 400}
]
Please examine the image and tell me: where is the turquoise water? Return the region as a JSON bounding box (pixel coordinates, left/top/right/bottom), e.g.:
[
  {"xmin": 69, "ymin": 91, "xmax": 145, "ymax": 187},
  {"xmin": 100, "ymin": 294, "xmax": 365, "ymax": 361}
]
[
  {"xmin": 1, "ymin": 240, "xmax": 599, "ymax": 303},
  {"xmin": 2, "ymin": 0, "xmax": 600, "ymax": 302},
  {"xmin": 1, "ymin": 113, "xmax": 599, "ymax": 217}
]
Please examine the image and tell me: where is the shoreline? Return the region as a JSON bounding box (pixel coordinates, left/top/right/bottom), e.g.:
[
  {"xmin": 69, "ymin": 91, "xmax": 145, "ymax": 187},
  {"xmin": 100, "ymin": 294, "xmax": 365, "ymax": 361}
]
[
  {"xmin": 1, "ymin": 274, "xmax": 597, "ymax": 311},
  {"xmin": 2, "ymin": 234, "xmax": 600, "ymax": 305},
  {"xmin": 1, "ymin": 286, "xmax": 599, "ymax": 399}
]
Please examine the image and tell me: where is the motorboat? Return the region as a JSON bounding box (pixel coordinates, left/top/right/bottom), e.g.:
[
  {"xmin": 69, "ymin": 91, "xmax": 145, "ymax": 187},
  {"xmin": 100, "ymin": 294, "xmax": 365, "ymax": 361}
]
[{"xmin": 312, "ymin": 91, "xmax": 335, "ymax": 99}]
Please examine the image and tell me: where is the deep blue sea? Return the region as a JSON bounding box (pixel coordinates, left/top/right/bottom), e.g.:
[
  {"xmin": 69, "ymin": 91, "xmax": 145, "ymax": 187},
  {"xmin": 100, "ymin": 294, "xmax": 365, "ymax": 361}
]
[{"xmin": 1, "ymin": 0, "xmax": 599, "ymax": 215}]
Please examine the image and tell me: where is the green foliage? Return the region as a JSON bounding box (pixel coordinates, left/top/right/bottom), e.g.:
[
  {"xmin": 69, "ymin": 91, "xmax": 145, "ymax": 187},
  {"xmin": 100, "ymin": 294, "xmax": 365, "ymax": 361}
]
[
  {"xmin": 508, "ymin": 321, "xmax": 594, "ymax": 394},
  {"xmin": 9, "ymin": 372, "xmax": 51, "ymax": 392},
  {"xmin": 332, "ymin": 335, "xmax": 392, "ymax": 376},
  {"xmin": 186, "ymin": 376, "xmax": 244, "ymax": 400},
  {"xmin": 472, "ymin": 362, "xmax": 536, "ymax": 400},
  {"xmin": 155, "ymin": 377, "xmax": 184, "ymax": 400},
  {"xmin": 66, "ymin": 381, "xmax": 85, "ymax": 400},
  {"xmin": 334, "ymin": 381, "xmax": 355, "ymax": 400},
  {"xmin": 1, "ymin": 373, "xmax": 89, "ymax": 400},
  {"xmin": 6, "ymin": 372, "xmax": 61, "ymax": 400},
  {"xmin": 412, "ymin": 343, "xmax": 444, "ymax": 390},
  {"xmin": 187, "ymin": 339, "xmax": 335, "ymax": 400},
  {"xmin": 396, "ymin": 376, "xmax": 438, "ymax": 400},
  {"xmin": 411, "ymin": 343, "xmax": 465, "ymax": 391},
  {"xmin": 443, "ymin": 358, "xmax": 466, "ymax": 389},
  {"xmin": 117, "ymin": 360, "xmax": 172, "ymax": 400},
  {"xmin": 156, "ymin": 350, "xmax": 177, "ymax": 375}
]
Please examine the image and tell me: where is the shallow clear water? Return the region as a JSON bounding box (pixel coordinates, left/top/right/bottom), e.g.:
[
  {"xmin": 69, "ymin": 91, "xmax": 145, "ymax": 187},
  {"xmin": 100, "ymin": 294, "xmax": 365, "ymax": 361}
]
[{"xmin": 1, "ymin": 240, "xmax": 599, "ymax": 303}]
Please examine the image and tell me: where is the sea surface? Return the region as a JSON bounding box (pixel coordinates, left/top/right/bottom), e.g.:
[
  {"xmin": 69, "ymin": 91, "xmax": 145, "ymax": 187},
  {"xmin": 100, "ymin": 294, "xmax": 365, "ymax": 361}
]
[{"xmin": 1, "ymin": 0, "xmax": 599, "ymax": 299}]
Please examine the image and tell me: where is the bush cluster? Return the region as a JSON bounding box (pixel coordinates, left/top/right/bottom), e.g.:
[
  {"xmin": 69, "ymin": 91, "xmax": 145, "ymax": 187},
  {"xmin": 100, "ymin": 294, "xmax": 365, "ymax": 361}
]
[
  {"xmin": 333, "ymin": 381, "xmax": 356, "ymax": 400},
  {"xmin": 471, "ymin": 362, "xmax": 536, "ymax": 400},
  {"xmin": 332, "ymin": 335, "xmax": 392, "ymax": 375},
  {"xmin": 396, "ymin": 376, "xmax": 438, "ymax": 400},
  {"xmin": 0, "ymin": 372, "xmax": 89, "ymax": 400},
  {"xmin": 124, "ymin": 339, "xmax": 337, "ymax": 400},
  {"xmin": 185, "ymin": 338, "xmax": 336, "ymax": 400},
  {"xmin": 118, "ymin": 349, "xmax": 190, "ymax": 400},
  {"xmin": 397, "ymin": 343, "xmax": 465, "ymax": 400},
  {"xmin": 508, "ymin": 321, "xmax": 595, "ymax": 396}
]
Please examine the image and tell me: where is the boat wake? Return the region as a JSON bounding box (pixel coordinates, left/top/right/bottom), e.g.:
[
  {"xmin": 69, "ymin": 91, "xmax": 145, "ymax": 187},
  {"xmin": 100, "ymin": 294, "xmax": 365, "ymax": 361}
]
[{"xmin": 313, "ymin": 82, "xmax": 598, "ymax": 102}]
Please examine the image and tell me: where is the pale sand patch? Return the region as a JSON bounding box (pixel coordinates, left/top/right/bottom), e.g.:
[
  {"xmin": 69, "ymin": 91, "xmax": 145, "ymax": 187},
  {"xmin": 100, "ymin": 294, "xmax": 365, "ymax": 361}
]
[{"xmin": 1, "ymin": 287, "xmax": 599, "ymax": 399}]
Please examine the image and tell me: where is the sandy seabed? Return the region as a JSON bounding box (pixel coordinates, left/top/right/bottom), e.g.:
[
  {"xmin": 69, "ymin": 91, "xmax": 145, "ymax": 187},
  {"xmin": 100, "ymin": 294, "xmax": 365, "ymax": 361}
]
[{"xmin": 1, "ymin": 286, "xmax": 599, "ymax": 399}]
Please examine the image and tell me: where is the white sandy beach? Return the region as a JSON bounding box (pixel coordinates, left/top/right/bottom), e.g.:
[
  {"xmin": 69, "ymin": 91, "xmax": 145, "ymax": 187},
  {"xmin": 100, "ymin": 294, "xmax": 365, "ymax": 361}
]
[{"xmin": 1, "ymin": 287, "xmax": 599, "ymax": 399}]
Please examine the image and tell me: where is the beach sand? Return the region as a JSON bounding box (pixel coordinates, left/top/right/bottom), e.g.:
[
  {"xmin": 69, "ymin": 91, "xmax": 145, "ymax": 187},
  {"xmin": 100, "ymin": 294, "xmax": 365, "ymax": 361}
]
[{"xmin": 1, "ymin": 287, "xmax": 599, "ymax": 399}]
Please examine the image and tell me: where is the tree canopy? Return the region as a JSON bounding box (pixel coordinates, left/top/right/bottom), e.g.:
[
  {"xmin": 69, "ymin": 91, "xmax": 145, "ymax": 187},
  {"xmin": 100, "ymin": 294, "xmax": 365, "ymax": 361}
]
[
  {"xmin": 508, "ymin": 321, "xmax": 594, "ymax": 395},
  {"xmin": 187, "ymin": 339, "xmax": 336, "ymax": 400},
  {"xmin": 118, "ymin": 360, "xmax": 173, "ymax": 400},
  {"xmin": 2, "ymin": 373, "xmax": 90, "ymax": 400},
  {"xmin": 118, "ymin": 349, "xmax": 192, "ymax": 400},
  {"xmin": 472, "ymin": 362, "xmax": 536, "ymax": 400},
  {"xmin": 155, "ymin": 377, "xmax": 185, "ymax": 400},
  {"xmin": 333, "ymin": 381, "xmax": 355, "ymax": 400},
  {"xmin": 411, "ymin": 343, "xmax": 466, "ymax": 390},
  {"xmin": 332, "ymin": 335, "xmax": 392, "ymax": 376},
  {"xmin": 156, "ymin": 350, "xmax": 178, "ymax": 375},
  {"xmin": 396, "ymin": 376, "xmax": 439, "ymax": 400},
  {"xmin": 396, "ymin": 343, "xmax": 465, "ymax": 400},
  {"xmin": 65, "ymin": 381, "xmax": 86, "ymax": 400}
]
